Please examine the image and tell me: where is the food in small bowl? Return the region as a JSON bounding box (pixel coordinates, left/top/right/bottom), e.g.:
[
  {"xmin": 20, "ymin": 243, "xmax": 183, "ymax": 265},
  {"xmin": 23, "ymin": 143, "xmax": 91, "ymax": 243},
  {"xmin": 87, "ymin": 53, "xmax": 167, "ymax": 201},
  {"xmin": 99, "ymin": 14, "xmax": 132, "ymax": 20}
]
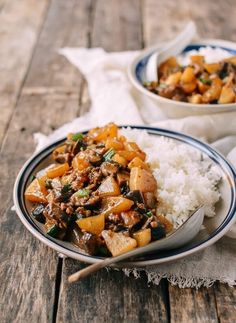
[
  {"xmin": 144, "ymin": 53, "xmax": 236, "ymax": 104},
  {"xmin": 24, "ymin": 123, "xmax": 222, "ymax": 257},
  {"xmin": 128, "ymin": 40, "xmax": 236, "ymax": 117}
]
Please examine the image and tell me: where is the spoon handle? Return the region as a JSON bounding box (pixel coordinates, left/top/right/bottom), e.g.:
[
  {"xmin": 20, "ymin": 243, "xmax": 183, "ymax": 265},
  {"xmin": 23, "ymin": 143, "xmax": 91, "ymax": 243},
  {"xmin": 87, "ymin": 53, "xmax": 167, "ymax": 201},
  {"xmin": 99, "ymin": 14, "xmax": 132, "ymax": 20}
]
[{"xmin": 68, "ymin": 257, "xmax": 119, "ymax": 283}]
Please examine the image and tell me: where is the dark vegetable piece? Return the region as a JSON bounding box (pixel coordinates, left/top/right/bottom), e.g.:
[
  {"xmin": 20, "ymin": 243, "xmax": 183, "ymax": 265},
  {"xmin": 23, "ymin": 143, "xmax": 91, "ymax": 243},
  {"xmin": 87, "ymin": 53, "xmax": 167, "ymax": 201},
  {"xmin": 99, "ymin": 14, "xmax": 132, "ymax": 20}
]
[
  {"xmin": 46, "ymin": 224, "xmax": 60, "ymax": 238},
  {"xmin": 45, "ymin": 179, "xmax": 52, "ymax": 189},
  {"xmin": 72, "ymin": 139, "xmax": 87, "ymax": 155},
  {"xmin": 218, "ymin": 62, "xmax": 229, "ymax": 79},
  {"xmin": 32, "ymin": 204, "xmax": 45, "ymax": 223},
  {"xmin": 78, "ymin": 232, "xmax": 98, "ymax": 255},
  {"xmin": 96, "ymin": 245, "xmax": 111, "ymax": 256},
  {"xmin": 125, "ymin": 190, "xmax": 144, "ymax": 204},
  {"xmin": 100, "ymin": 161, "xmax": 119, "ymax": 177},
  {"xmin": 120, "ymin": 181, "xmax": 130, "ymax": 195},
  {"xmin": 61, "ymin": 184, "xmax": 72, "ymax": 194},
  {"xmin": 151, "ymin": 223, "xmax": 166, "ymax": 240}
]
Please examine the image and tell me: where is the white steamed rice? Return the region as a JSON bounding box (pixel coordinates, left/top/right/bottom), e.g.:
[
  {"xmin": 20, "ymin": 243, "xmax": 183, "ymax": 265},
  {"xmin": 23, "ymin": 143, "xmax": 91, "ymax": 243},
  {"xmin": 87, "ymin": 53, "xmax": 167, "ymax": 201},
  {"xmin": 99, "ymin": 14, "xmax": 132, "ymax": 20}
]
[
  {"xmin": 121, "ymin": 128, "xmax": 221, "ymax": 228},
  {"xmin": 178, "ymin": 46, "xmax": 232, "ymax": 66}
]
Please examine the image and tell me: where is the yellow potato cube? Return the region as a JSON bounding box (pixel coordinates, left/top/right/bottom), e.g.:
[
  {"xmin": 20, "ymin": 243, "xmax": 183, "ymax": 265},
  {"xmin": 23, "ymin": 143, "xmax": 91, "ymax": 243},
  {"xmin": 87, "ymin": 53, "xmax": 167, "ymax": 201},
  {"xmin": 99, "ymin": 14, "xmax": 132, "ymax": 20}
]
[
  {"xmin": 76, "ymin": 214, "xmax": 105, "ymax": 235},
  {"xmin": 102, "ymin": 230, "xmax": 137, "ymax": 256},
  {"xmin": 133, "ymin": 228, "xmax": 151, "ymax": 247},
  {"xmin": 25, "ymin": 178, "xmax": 47, "ymax": 203}
]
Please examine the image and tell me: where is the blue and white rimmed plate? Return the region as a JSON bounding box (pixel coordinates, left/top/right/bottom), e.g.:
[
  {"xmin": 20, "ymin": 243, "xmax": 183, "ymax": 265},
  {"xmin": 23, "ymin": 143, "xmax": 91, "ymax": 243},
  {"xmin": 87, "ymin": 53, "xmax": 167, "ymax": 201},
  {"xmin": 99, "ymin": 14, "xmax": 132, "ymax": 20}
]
[
  {"xmin": 13, "ymin": 126, "xmax": 236, "ymax": 267},
  {"xmin": 128, "ymin": 39, "xmax": 236, "ymax": 118}
]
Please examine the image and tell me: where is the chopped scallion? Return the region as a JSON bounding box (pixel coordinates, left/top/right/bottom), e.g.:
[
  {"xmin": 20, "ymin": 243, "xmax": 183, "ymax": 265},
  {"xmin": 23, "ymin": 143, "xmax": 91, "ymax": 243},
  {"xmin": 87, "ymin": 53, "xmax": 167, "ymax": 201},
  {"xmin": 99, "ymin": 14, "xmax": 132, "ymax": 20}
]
[
  {"xmin": 29, "ymin": 175, "xmax": 36, "ymax": 183},
  {"xmin": 75, "ymin": 189, "xmax": 90, "ymax": 198},
  {"xmin": 199, "ymin": 78, "xmax": 212, "ymax": 85},
  {"xmin": 72, "ymin": 132, "xmax": 83, "ymax": 142},
  {"xmin": 146, "ymin": 210, "xmax": 153, "ymax": 218},
  {"xmin": 103, "ymin": 148, "xmax": 115, "ymax": 161}
]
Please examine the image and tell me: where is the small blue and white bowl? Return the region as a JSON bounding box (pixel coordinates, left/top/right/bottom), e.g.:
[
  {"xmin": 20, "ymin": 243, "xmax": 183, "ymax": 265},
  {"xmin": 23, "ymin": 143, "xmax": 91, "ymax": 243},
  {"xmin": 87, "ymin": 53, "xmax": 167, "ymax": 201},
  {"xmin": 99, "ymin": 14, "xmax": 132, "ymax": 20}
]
[{"xmin": 128, "ymin": 39, "xmax": 236, "ymax": 118}]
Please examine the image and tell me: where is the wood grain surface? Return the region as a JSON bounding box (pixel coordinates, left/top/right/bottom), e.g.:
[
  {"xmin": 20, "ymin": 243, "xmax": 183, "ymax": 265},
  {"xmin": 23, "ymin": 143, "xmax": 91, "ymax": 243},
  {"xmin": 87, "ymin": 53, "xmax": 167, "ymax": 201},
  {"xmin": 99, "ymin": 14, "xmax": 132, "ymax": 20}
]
[{"xmin": 0, "ymin": 0, "xmax": 235, "ymax": 322}]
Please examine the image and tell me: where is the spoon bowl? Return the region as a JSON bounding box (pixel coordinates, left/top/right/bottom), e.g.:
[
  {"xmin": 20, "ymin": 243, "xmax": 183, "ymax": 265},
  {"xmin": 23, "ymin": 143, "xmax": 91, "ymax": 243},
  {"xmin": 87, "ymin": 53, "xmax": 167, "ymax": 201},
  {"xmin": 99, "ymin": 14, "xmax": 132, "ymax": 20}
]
[
  {"xmin": 68, "ymin": 206, "xmax": 205, "ymax": 283},
  {"xmin": 145, "ymin": 21, "xmax": 196, "ymax": 83}
]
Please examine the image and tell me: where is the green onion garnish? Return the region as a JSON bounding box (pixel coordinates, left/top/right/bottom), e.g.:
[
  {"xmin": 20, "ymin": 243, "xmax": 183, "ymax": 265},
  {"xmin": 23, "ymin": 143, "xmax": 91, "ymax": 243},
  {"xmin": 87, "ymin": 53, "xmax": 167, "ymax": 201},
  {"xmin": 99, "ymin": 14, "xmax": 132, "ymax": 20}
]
[
  {"xmin": 72, "ymin": 132, "xmax": 83, "ymax": 142},
  {"xmin": 199, "ymin": 78, "xmax": 212, "ymax": 85},
  {"xmin": 158, "ymin": 83, "xmax": 167, "ymax": 89},
  {"xmin": 29, "ymin": 175, "xmax": 36, "ymax": 183},
  {"xmin": 146, "ymin": 211, "xmax": 153, "ymax": 218},
  {"xmin": 103, "ymin": 148, "xmax": 115, "ymax": 161},
  {"xmin": 75, "ymin": 189, "xmax": 90, "ymax": 198}
]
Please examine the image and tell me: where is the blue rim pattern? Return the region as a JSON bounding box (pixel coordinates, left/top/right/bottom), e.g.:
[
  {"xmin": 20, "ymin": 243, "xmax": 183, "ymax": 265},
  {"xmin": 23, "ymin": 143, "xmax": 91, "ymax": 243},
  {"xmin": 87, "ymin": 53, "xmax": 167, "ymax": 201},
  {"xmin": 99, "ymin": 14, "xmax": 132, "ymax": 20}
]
[{"xmin": 14, "ymin": 126, "xmax": 236, "ymax": 263}]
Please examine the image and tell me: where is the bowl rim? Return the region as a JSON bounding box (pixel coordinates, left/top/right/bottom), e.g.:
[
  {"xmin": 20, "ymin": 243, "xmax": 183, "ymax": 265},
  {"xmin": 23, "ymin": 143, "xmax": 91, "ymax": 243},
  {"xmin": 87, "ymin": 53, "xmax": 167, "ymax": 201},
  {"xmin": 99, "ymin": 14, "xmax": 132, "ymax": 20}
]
[
  {"xmin": 128, "ymin": 39, "xmax": 236, "ymax": 110},
  {"xmin": 13, "ymin": 125, "xmax": 236, "ymax": 267}
]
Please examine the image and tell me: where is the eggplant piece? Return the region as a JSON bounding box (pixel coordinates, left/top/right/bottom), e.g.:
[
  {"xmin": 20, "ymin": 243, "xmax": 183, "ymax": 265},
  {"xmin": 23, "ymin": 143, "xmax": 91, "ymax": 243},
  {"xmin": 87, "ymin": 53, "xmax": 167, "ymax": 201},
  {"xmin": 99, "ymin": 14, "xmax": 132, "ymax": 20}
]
[
  {"xmin": 55, "ymin": 184, "xmax": 74, "ymax": 203},
  {"xmin": 143, "ymin": 192, "xmax": 156, "ymax": 209},
  {"xmin": 32, "ymin": 204, "xmax": 45, "ymax": 223},
  {"xmin": 151, "ymin": 223, "xmax": 166, "ymax": 241},
  {"xmin": 72, "ymin": 139, "xmax": 87, "ymax": 155},
  {"xmin": 125, "ymin": 190, "xmax": 144, "ymax": 204},
  {"xmin": 120, "ymin": 181, "xmax": 129, "ymax": 195},
  {"xmin": 218, "ymin": 62, "xmax": 229, "ymax": 79},
  {"xmin": 100, "ymin": 161, "xmax": 119, "ymax": 177},
  {"xmin": 96, "ymin": 245, "xmax": 111, "ymax": 257},
  {"xmin": 46, "ymin": 223, "xmax": 66, "ymax": 239},
  {"xmin": 120, "ymin": 210, "xmax": 142, "ymax": 229},
  {"xmin": 78, "ymin": 232, "xmax": 98, "ymax": 255}
]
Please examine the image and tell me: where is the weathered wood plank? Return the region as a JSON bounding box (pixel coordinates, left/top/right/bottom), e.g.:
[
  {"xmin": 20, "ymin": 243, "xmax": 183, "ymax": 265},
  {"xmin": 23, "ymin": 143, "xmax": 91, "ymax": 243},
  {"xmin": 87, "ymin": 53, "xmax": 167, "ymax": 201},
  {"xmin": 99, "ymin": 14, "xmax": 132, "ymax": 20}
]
[
  {"xmin": 143, "ymin": 0, "xmax": 236, "ymax": 47},
  {"xmin": 214, "ymin": 283, "xmax": 236, "ymax": 323},
  {"xmin": 0, "ymin": 0, "xmax": 7, "ymax": 11},
  {"xmin": 57, "ymin": 261, "xmax": 169, "ymax": 323},
  {"xmin": 91, "ymin": 0, "xmax": 142, "ymax": 51},
  {"xmin": 25, "ymin": 0, "xmax": 92, "ymax": 90},
  {"xmin": 0, "ymin": 91, "xmax": 79, "ymax": 323},
  {"xmin": 168, "ymin": 285, "xmax": 218, "ymax": 323},
  {"xmin": 0, "ymin": 0, "xmax": 93, "ymax": 322},
  {"xmin": 0, "ymin": 0, "xmax": 50, "ymax": 146}
]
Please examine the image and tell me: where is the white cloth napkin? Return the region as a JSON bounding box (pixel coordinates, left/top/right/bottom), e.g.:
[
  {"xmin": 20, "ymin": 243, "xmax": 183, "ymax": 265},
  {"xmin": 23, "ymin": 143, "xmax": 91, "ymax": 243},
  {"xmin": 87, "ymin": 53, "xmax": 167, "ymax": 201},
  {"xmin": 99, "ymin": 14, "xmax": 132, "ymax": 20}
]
[{"xmin": 34, "ymin": 47, "xmax": 236, "ymax": 287}]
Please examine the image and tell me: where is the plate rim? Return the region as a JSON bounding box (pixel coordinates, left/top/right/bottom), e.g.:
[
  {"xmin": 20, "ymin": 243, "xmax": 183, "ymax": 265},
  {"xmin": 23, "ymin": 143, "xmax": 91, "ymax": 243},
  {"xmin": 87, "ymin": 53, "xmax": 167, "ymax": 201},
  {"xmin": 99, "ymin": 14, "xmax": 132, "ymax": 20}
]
[{"xmin": 13, "ymin": 125, "xmax": 236, "ymax": 267}]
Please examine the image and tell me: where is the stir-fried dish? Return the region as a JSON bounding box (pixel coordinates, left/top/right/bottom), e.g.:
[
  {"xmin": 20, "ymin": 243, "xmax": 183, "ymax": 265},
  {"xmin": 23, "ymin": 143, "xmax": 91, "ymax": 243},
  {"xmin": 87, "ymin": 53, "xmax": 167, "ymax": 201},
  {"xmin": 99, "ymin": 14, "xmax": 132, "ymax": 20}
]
[
  {"xmin": 25, "ymin": 123, "xmax": 173, "ymax": 257},
  {"xmin": 144, "ymin": 55, "xmax": 236, "ymax": 104}
]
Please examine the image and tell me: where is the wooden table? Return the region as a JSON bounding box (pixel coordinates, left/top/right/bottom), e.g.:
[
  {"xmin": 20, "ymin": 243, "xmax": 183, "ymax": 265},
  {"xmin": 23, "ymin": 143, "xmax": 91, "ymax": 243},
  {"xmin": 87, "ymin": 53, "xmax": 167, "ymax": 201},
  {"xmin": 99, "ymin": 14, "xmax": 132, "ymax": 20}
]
[{"xmin": 1, "ymin": 0, "xmax": 236, "ymax": 322}]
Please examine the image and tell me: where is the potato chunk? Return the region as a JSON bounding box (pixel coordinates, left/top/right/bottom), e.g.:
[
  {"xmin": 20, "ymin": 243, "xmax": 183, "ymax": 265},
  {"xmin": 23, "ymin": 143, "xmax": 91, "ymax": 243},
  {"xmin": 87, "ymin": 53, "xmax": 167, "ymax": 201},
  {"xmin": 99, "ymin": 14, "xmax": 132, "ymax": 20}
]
[
  {"xmin": 76, "ymin": 214, "xmax": 105, "ymax": 235},
  {"xmin": 101, "ymin": 197, "xmax": 134, "ymax": 216},
  {"xmin": 129, "ymin": 167, "xmax": 157, "ymax": 192},
  {"xmin": 128, "ymin": 157, "xmax": 149, "ymax": 170},
  {"xmin": 102, "ymin": 230, "xmax": 137, "ymax": 256},
  {"xmin": 98, "ymin": 176, "xmax": 120, "ymax": 197},
  {"xmin": 133, "ymin": 228, "xmax": 151, "ymax": 247},
  {"xmin": 25, "ymin": 178, "xmax": 47, "ymax": 203},
  {"xmin": 72, "ymin": 156, "xmax": 90, "ymax": 171},
  {"xmin": 218, "ymin": 85, "xmax": 235, "ymax": 104},
  {"xmin": 46, "ymin": 163, "xmax": 70, "ymax": 178}
]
